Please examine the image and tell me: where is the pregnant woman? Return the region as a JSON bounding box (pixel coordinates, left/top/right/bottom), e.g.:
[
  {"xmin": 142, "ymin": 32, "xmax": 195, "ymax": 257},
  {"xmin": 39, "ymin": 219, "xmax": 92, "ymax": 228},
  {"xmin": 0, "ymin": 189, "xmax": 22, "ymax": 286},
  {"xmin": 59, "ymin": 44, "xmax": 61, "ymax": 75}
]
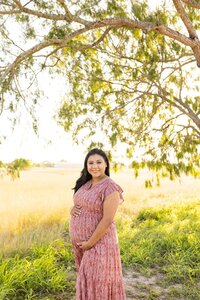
[{"xmin": 70, "ymin": 148, "xmax": 126, "ymax": 300}]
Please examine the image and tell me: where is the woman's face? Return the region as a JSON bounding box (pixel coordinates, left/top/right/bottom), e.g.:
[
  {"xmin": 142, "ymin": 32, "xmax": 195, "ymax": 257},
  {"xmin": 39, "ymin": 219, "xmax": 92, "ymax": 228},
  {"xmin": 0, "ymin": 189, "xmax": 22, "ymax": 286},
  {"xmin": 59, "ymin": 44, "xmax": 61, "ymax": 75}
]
[{"xmin": 87, "ymin": 154, "xmax": 107, "ymax": 179}]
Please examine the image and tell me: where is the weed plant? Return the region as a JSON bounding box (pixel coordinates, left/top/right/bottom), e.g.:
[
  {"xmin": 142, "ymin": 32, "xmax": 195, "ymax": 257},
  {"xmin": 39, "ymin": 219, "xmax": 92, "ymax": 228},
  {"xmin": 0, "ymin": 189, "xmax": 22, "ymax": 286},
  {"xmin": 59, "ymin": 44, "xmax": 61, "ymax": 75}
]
[
  {"xmin": 0, "ymin": 237, "xmax": 75, "ymax": 300},
  {"xmin": 118, "ymin": 201, "xmax": 200, "ymax": 299}
]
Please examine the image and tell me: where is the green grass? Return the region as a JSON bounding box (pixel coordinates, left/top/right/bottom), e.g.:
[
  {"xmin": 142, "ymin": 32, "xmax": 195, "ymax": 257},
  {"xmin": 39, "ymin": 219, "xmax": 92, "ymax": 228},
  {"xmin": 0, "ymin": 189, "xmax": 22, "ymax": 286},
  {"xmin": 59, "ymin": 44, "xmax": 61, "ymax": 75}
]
[
  {"xmin": 118, "ymin": 201, "xmax": 200, "ymax": 299},
  {"xmin": 0, "ymin": 237, "xmax": 75, "ymax": 300}
]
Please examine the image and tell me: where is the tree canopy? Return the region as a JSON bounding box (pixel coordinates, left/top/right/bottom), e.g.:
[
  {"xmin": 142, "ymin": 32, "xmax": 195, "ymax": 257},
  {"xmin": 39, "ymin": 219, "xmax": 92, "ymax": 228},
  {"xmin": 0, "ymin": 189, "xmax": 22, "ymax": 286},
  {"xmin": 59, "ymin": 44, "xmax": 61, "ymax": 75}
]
[{"xmin": 0, "ymin": 0, "xmax": 200, "ymax": 183}]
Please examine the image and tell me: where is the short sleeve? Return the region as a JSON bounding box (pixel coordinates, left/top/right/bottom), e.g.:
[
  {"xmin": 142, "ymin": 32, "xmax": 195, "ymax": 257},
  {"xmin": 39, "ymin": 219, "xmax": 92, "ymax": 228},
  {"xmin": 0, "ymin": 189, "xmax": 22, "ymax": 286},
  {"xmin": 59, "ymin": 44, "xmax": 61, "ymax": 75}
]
[{"xmin": 103, "ymin": 181, "xmax": 124, "ymax": 204}]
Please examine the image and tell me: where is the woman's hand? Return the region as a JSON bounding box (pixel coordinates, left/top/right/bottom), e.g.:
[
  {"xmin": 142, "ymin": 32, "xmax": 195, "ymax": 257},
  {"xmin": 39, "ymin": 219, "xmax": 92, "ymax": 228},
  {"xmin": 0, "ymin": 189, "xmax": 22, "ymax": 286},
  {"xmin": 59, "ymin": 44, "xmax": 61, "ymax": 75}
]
[
  {"xmin": 70, "ymin": 205, "xmax": 82, "ymax": 217},
  {"xmin": 77, "ymin": 240, "xmax": 92, "ymax": 251}
]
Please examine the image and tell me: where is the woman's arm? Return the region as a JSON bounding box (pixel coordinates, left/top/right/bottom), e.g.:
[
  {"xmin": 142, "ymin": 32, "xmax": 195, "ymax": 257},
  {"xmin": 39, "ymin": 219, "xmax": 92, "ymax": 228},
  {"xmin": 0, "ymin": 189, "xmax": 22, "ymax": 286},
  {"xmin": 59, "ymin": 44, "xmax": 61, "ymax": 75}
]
[{"xmin": 77, "ymin": 191, "xmax": 120, "ymax": 250}]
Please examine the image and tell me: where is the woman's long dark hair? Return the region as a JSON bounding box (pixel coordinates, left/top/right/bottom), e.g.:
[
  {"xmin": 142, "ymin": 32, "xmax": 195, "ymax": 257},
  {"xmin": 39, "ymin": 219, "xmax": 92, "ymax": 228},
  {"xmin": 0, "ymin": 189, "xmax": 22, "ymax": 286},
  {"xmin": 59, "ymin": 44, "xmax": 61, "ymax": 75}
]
[{"xmin": 73, "ymin": 148, "xmax": 110, "ymax": 193}]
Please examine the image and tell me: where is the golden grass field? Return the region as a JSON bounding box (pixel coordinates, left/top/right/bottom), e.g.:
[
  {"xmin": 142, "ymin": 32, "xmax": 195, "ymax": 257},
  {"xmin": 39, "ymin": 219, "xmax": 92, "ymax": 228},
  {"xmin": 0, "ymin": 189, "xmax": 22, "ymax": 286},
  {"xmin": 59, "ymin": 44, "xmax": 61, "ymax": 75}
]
[
  {"xmin": 0, "ymin": 166, "xmax": 200, "ymax": 299},
  {"xmin": 0, "ymin": 166, "xmax": 199, "ymax": 256}
]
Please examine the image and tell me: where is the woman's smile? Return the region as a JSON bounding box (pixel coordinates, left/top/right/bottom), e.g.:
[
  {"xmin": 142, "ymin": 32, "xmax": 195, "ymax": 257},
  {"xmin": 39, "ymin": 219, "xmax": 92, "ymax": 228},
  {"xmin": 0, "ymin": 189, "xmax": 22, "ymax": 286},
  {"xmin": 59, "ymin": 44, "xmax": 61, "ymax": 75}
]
[{"xmin": 87, "ymin": 154, "xmax": 107, "ymax": 180}]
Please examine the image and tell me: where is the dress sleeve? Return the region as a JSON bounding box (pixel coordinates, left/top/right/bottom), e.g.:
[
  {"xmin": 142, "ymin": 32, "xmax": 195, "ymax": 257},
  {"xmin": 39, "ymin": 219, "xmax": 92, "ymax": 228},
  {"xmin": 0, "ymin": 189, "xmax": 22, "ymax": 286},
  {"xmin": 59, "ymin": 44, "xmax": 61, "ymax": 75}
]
[{"xmin": 103, "ymin": 181, "xmax": 124, "ymax": 204}]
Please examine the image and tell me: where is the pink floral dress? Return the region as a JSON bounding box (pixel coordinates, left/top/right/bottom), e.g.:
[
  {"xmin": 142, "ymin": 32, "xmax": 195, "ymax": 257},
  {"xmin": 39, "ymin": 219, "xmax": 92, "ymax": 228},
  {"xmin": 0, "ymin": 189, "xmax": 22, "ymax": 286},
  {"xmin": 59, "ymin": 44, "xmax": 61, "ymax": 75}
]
[{"xmin": 70, "ymin": 177, "xmax": 126, "ymax": 300}]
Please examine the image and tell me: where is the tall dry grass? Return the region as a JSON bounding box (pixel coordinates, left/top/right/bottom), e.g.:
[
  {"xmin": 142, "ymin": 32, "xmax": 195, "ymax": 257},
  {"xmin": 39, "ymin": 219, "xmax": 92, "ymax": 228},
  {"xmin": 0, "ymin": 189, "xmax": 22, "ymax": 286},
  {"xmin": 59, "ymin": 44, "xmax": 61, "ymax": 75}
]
[
  {"xmin": 0, "ymin": 166, "xmax": 199, "ymax": 255},
  {"xmin": 0, "ymin": 167, "xmax": 76, "ymax": 256}
]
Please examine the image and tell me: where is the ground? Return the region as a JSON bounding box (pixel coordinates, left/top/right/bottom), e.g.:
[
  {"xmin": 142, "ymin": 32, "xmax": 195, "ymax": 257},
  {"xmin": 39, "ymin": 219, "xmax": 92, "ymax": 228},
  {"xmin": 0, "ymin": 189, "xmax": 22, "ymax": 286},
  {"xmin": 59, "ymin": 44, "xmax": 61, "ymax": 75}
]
[{"xmin": 124, "ymin": 268, "xmax": 185, "ymax": 300}]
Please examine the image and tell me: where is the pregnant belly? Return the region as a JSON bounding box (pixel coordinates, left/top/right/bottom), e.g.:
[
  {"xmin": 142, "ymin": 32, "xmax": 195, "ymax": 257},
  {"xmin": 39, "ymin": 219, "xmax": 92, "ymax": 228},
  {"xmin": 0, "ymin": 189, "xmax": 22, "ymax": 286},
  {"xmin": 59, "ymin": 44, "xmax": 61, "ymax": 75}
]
[{"xmin": 70, "ymin": 211, "xmax": 101, "ymax": 243}]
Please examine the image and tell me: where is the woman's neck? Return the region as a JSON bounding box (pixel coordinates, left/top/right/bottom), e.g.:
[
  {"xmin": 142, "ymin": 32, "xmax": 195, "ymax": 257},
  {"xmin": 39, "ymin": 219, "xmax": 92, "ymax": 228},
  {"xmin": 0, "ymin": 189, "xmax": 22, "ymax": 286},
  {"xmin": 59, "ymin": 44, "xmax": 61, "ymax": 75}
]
[{"xmin": 91, "ymin": 174, "xmax": 107, "ymax": 184}]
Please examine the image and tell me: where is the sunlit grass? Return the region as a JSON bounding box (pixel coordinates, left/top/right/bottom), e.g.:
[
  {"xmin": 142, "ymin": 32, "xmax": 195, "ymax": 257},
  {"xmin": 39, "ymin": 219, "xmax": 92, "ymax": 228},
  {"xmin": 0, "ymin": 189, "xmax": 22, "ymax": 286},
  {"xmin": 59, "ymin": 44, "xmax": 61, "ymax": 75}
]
[
  {"xmin": 0, "ymin": 239, "xmax": 75, "ymax": 300},
  {"xmin": 118, "ymin": 203, "xmax": 200, "ymax": 273},
  {"xmin": 0, "ymin": 167, "xmax": 200, "ymax": 299}
]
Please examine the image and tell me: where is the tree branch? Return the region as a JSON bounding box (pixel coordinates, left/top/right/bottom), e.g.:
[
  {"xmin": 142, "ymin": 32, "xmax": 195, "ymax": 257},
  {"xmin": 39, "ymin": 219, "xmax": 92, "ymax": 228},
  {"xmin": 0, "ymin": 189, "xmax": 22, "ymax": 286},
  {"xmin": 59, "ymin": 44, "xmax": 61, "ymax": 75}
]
[
  {"xmin": 160, "ymin": 113, "xmax": 185, "ymax": 130},
  {"xmin": 0, "ymin": 9, "xmax": 21, "ymax": 15},
  {"xmin": 70, "ymin": 27, "xmax": 112, "ymax": 52},
  {"xmin": 172, "ymin": 0, "xmax": 198, "ymax": 39},
  {"xmin": 23, "ymin": 0, "xmax": 34, "ymax": 7},
  {"xmin": 57, "ymin": 0, "xmax": 73, "ymax": 19},
  {"xmin": 176, "ymin": 124, "xmax": 200, "ymax": 136},
  {"xmin": 156, "ymin": 114, "xmax": 200, "ymax": 140},
  {"xmin": 0, "ymin": 0, "xmax": 91, "ymax": 25},
  {"xmin": 157, "ymin": 87, "xmax": 200, "ymax": 131},
  {"xmin": 0, "ymin": 25, "xmax": 94, "ymax": 84},
  {"xmin": 1, "ymin": 1, "xmax": 200, "ymax": 65},
  {"xmin": 84, "ymin": 18, "xmax": 200, "ymax": 66},
  {"xmin": 181, "ymin": 0, "xmax": 200, "ymax": 9}
]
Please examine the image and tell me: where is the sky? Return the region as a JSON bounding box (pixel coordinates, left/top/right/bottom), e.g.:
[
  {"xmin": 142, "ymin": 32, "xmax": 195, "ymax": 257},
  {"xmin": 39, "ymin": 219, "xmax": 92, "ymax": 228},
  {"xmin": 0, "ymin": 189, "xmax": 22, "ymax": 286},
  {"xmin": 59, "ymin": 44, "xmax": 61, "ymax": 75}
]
[
  {"xmin": 0, "ymin": 73, "xmax": 86, "ymax": 164},
  {"xmin": 0, "ymin": 0, "xmax": 163, "ymax": 164}
]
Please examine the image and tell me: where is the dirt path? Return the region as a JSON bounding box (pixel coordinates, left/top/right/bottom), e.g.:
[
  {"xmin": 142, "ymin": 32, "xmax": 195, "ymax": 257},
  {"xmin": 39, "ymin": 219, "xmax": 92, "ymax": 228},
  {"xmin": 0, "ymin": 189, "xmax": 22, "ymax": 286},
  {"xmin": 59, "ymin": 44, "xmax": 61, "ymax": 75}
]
[{"xmin": 123, "ymin": 268, "xmax": 185, "ymax": 300}]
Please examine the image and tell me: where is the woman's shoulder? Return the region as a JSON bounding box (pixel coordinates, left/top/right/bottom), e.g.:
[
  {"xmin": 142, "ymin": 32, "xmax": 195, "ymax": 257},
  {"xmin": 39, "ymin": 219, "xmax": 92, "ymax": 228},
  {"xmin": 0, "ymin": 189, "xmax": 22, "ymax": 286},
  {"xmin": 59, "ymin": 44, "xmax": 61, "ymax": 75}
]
[
  {"xmin": 103, "ymin": 177, "xmax": 123, "ymax": 191},
  {"xmin": 105, "ymin": 177, "xmax": 121, "ymax": 185},
  {"xmin": 103, "ymin": 177, "xmax": 124, "ymax": 202}
]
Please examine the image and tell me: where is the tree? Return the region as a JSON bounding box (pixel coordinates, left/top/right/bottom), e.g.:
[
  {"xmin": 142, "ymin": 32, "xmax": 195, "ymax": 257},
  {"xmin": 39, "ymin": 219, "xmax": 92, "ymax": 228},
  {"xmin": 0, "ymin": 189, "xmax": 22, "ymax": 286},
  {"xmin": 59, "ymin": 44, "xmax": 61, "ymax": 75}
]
[
  {"xmin": 0, "ymin": 0, "xmax": 200, "ymax": 184},
  {"xmin": 0, "ymin": 158, "xmax": 31, "ymax": 180}
]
